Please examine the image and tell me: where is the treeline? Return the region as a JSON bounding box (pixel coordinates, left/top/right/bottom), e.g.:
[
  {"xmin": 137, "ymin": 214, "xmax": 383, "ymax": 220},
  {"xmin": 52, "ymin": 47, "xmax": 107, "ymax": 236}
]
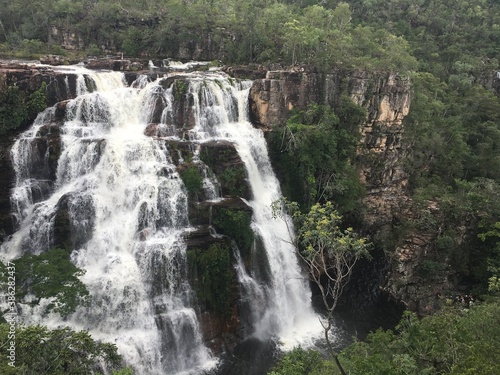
[
  {"xmin": 1, "ymin": 1, "xmax": 499, "ymax": 78},
  {"xmin": 0, "ymin": 0, "xmax": 417, "ymax": 72},
  {"xmin": 269, "ymin": 295, "xmax": 500, "ymax": 375},
  {"xmin": 347, "ymin": 0, "xmax": 500, "ymax": 81},
  {"xmin": 1, "ymin": 0, "xmax": 498, "ymax": 308}
]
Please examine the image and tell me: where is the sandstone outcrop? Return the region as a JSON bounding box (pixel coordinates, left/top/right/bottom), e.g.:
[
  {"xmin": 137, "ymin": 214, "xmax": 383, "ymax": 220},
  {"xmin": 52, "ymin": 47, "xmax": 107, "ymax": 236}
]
[
  {"xmin": 0, "ymin": 60, "xmax": 456, "ymax": 338},
  {"xmin": 248, "ymin": 67, "xmax": 461, "ymax": 315},
  {"xmin": 249, "ymin": 67, "xmax": 411, "ymax": 228}
]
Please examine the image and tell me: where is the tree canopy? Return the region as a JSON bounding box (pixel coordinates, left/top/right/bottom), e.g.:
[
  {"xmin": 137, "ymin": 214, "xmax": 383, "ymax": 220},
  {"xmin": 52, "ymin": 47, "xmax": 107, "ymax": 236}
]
[
  {"xmin": 12, "ymin": 248, "xmax": 90, "ymax": 318},
  {"xmin": 0, "ymin": 324, "xmax": 130, "ymax": 375},
  {"xmin": 269, "ymin": 297, "xmax": 500, "ymax": 375},
  {"xmin": 0, "ymin": 1, "xmax": 417, "ymax": 72}
]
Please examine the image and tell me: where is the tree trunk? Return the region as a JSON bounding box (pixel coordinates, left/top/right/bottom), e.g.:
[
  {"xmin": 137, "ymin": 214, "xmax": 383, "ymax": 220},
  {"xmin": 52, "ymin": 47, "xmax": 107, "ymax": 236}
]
[{"xmin": 334, "ymin": 354, "xmax": 347, "ymax": 375}]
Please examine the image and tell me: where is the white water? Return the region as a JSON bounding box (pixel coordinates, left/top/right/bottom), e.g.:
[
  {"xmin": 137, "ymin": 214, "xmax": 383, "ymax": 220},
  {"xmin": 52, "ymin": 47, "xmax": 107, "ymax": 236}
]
[
  {"xmin": 2, "ymin": 70, "xmax": 214, "ymax": 374},
  {"xmin": 1, "ymin": 69, "xmax": 322, "ymax": 374},
  {"xmin": 188, "ymin": 77, "xmax": 322, "ymax": 348}
]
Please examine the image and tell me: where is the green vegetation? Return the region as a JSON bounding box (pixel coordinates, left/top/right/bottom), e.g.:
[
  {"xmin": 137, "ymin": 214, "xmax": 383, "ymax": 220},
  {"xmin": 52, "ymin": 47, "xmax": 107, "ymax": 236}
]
[
  {"xmin": 212, "ymin": 208, "xmax": 254, "ymax": 255},
  {"xmin": 12, "ymin": 248, "xmax": 90, "ymax": 318},
  {"xmin": 200, "ymin": 145, "xmax": 249, "ymax": 197},
  {"xmin": 343, "ymin": 298, "xmax": 500, "ymax": 375},
  {"xmin": 269, "ymin": 347, "xmax": 337, "ymax": 375},
  {"xmin": 216, "ymin": 167, "xmax": 248, "ymax": 197},
  {"xmin": 173, "ymin": 79, "xmax": 188, "ymax": 101},
  {"xmin": 268, "ymin": 102, "xmax": 365, "ymax": 214},
  {"xmin": 187, "ymin": 242, "xmax": 233, "ymax": 315},
  {"xmin": 0, "ymin": 252, "xmax": 128, "ymax": 374},
  {"xmin": 347, "ymin": 0, "xmax": 500, "ymax": 81},
  {"xmin": 0, "ymin": 81, "xmax": 47, "ymax": 135},
  {"xmin": 179, "ymin": 164, "xmax": 203, "ymax": 197},
  {"xmin": 0, "ymin": 324, "xmax": 131, "ymax": 375},
  {"xmin": 0, "ymin": 1, "xmax": 415, "ymax": 72},
  {"xmin": 269, "ymin": 297, "xmax": 500, "ymax": 375},
  {"xmin": 1, "ymin": 0, "xmax": 500, "ymax": 372},
  {"xmin": 274, "ymin": 199, "xmax": 370, "ymax": 372}
]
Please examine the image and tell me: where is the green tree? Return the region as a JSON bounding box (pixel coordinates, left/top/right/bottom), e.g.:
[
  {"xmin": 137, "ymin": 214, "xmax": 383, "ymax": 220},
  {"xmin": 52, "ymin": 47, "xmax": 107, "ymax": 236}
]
[
  {"xmin": 188, "ymin": 243, "xmax": 233, "ymax": 314},
  {"xmin": 254, "ymin": 2, "xmax": 293, "ymax": 62},
  {"xmin": 273, "ymin": 199, "xmax": 371, "ymax": 373},
  {"xmin": 269, "ymin": 299, "xmax": 500, "ymax": 375},
  {"xmin": 179, "ymin": 164, "xmax": 203, "ymax": 197},
  {"xmin": 268, "ymin": 103, "xmax": 364, "ymax": 212},
  {"xmin": 14, "ymin": 248, "xmax": 89, "ymax": 317},
  {"xmin": 479, "ymin": 222, "xmax": 500, "ymax": 281},
  {"xmin": 329, "ymin": 299, "xmax": 495, "ymax": 374},
  {"xmin": 0, "ymin": 81, "xmax": 46, "ymax": 135},
  {"xmin": 268, "ymin": 347, "xmax": 337, "ymax": 375},
  {"xmin": 0, "ymin": 324, "xmax": 128, "ymax": 375}
]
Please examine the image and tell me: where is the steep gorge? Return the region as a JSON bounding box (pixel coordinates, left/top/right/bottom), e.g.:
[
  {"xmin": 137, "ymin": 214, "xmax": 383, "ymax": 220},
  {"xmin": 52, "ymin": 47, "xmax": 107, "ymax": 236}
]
[
  {"xmin": 0, "ymin": 62, "xmax": 323, "ymax": 374},
  {"xmin": 248, "ymin": 66, "xmax": 456, "ymax": 315},
  {"xmin": 0, "ymin": 60, "xmax": 461, "ymax": 372}
]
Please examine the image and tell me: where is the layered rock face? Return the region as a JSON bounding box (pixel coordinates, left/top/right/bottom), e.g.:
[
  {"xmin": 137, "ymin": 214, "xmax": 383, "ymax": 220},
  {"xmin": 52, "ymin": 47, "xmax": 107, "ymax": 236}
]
[
  {"xmin": 249, "ymin": 68, "xmax": 450, "ymax": 314},
  {"xmin": 0, "ymin": 61, "xmax": 455, "ymax": 330},
  {"xmin": 249, "ymin": 68, "xmax": 411, "ymax": 228},
  {"xmin": 0, "ymin": 62, "xmax": 81, "ymax": 241},
  {"xmin": 0, "ymin": 65, "xmax": 257, "ymax": 355}
]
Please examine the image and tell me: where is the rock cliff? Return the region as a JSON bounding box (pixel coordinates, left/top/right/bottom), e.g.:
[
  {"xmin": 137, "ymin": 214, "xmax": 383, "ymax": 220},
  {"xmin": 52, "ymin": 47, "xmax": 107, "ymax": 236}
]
[
  {"xmin": 249, "ymin": 67, "xmax": 411, "ymax": 229},
  {"xmin": 0, "ymin": 62, "xmax": 82, "ymax": 240},
  {"xmin": 0, "ymin": 63, "xmax": 255, "ymax": 353},
  {"xmin": 248, "ymin": 67, "xmax": 455, "ymax": 314},
  {"xmin": 0, "ymin": 60, "xmax": 454, "ymax": 335}
]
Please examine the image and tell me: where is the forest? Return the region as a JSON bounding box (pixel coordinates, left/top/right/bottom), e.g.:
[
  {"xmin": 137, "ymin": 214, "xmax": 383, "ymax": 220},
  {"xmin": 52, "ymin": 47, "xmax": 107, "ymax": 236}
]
[{"xmin": 1, "ymin": 0, "xmax": 500, "ymax": 374}]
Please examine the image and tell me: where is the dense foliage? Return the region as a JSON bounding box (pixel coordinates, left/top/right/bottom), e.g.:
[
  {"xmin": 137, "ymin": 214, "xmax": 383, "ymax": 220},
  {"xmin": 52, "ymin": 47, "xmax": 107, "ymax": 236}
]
[
  {"xmin": 1, "ymin": 253, "xmax": 132, "ymax": 374},
  {"xmin": 179, "ymin": 164, "xmax": 203, "ymax": 197},
  {"xmin": 269, "ymin": 297, "xmax": 500, "ymax": 375},
  {"xmin": 12, "ymin": 248, "xmax": 90, "ymax": 317},
  {"xmin": 0, "ymin": 81, "xmax": 47, "ymax": 135},
  {"xmin": 0, "ymin": 324, "xmax": 131, "ymax": 374},
  {"xmin": 268, "ymin": 102, "xmax": 365, "ymax": 214},
  {"xmin": 187, "ymin": 242, "xmax": 233, "ymax": 314},
  {"xmin": 212, "ymin": 208, "xmax": 254, "ymax": 255},
  {"xmin": 0, "ymin": 1, "xmax": 416, "ymax": 72}
]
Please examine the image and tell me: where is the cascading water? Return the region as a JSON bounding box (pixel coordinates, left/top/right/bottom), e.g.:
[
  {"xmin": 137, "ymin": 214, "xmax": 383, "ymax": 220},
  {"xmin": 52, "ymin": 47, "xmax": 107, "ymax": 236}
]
[
  {"xmin": 187, "ymin": 77, "xmax": 322, "ymax": 347},
  {"xmin": 1, "ymin": 67, "xmax": 322, "ymax": 374},
  {"xmin": 3, "ymin": 69, "xmax": 214, "ymax": 375}
]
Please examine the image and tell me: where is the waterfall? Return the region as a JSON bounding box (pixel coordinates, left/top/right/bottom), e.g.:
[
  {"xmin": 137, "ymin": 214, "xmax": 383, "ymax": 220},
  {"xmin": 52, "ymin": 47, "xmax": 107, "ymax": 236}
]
[
  {"xmin": 3, "ymin": 70, "xmax": 214, "ymax": 375},
  {"xmin": 1, "ymin": 68, "xmax": 322, "ymax": 374},
  {"xmin": 188, "ymin": 77, "xmax": 322, "ymax": 348}
]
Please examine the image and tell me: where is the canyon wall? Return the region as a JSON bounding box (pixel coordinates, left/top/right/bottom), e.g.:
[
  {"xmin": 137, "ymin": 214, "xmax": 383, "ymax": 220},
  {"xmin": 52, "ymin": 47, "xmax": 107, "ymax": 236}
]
[
  {"xmin": 0, "ymin": 61, "xmax": 458, "ymax": 329},
  {"xmin": 249, "ymin": 67, "xmax": 457, "ymax": 314}
]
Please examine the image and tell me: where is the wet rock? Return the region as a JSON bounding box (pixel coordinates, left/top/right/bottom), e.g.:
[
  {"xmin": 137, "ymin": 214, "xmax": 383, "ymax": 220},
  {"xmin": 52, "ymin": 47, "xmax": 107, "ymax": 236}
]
[
  {"xmin": 223, "ymin": 65, "xmax": 268, "ymax": 80},
  {"xmin": 54, "ymin": 100, "xmax": 70, "ymax": 122},
  {"xmin": 53, "ymin": 193, "xmax": 95, "ymax": 250},
  {"xmin": 39, "ymin": 54, "xmax": 80, "ymax": 66},
  {"xmin": 144, "ymin": 123, "xmax": 177, "ymax": 138},
  {"xmin": 189, "ymin": 198, "xmax": 251, "ymax": 227},
  {"xmin": 155, "ymin": 77, "xmax": 196, "ymax": 130},
  {"xmin": 84, "ymin": 58, "xmax": 144, "ymax": 71},
  {"xmin": 0, "ymin": 136, "xmax": 15, "ymax": 240},
  {"xmin": 199, "ymin": 141, "xmax": 251, "ymax": 199}
]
